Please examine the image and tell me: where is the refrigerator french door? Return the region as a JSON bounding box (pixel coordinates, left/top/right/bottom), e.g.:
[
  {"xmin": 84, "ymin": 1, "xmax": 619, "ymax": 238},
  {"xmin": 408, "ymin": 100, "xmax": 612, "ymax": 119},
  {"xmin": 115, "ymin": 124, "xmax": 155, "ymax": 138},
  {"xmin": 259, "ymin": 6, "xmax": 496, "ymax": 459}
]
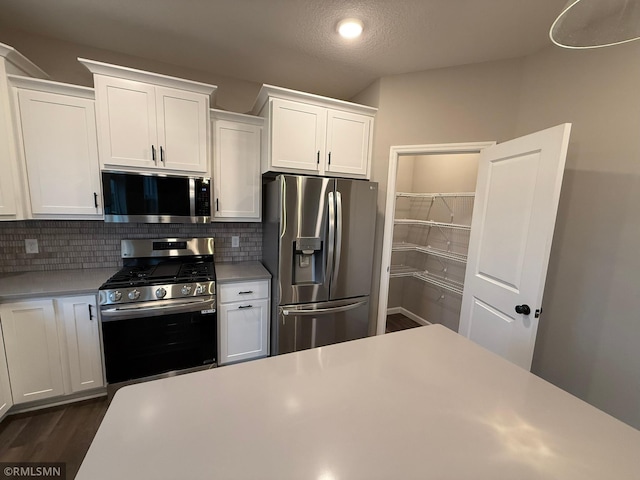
[{"xmin": 263, "ymin": 175, "xmax": 377, "ymax": 355}]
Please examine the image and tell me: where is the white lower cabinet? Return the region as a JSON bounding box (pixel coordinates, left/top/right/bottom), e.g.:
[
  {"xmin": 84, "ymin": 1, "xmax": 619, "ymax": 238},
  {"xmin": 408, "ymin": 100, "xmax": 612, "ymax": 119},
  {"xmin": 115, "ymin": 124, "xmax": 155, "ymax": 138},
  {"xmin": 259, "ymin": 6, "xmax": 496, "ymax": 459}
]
[
  {"xmin": 0, "ymin": 299, "xmax": 65, "ymax": 404},
  {"xmin": 58, "ymin": 295, "xmax": 104, "ymax": 393},
  {"xmin": 0, "ymin": 294, "xmax": 105, "ymax": 412},
  {"xmin": 0, "ymin": 322, "xmax": 13, "ymax": 420},
  {"xmin": 218, "ymin": 280, "xmax": 270, "ymax": 365}
]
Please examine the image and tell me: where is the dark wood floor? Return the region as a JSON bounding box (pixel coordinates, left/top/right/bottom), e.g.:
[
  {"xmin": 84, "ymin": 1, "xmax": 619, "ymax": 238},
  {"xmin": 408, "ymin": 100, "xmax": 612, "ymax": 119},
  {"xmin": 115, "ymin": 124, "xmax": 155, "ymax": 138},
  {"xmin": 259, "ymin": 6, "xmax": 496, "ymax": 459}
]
[
  {"xmin": 0, "ymin": 396, "xmax": 109, "ymax": 479},
  {"xmin": 386, "ymin": 313, "xmax": 422, "ymax": 333}
]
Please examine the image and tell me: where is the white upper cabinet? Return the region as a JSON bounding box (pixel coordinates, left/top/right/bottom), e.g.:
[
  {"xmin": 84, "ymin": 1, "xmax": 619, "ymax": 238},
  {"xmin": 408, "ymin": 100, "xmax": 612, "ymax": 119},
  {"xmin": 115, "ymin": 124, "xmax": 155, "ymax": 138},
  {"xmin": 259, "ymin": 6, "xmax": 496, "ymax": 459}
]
[
  {"xmin": 270, "ymin": 98, "xmax": 326, "ymax": 172},
  {"xmin": 0, "ymin": 42, "xmax": 48, "ymax": 221},
  {"xmin": 94, "ymin": 76, "xmax": 157, "ymax": 170},
  {"xmin": 253, "ymin": 84, "xmax": 376, "ymax": 179},
  {"xmin": 325, "ymin": 109, "xmax": 371, "ymax": 177},
  {"xmin": 211, "ymin": 110, "xmax": 263, "ymax": 222},
  {"xmin": 12, "ymin": 78, "xmax": 102, "ymax": 219},
  {"xmin": 80, "ymin": 58, "xmax": 216, "ymax": 175}
]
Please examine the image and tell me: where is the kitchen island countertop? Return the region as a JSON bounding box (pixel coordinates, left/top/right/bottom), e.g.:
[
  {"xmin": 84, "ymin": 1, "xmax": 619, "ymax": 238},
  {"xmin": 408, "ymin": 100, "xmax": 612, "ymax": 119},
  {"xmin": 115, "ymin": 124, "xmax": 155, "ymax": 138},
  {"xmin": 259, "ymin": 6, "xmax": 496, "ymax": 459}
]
[
  {"xmin": 0, "ymin": 267, "xmax": 118, "ymax": 301},
  {"xmin": 76, "ymin": 324, "xmax": 640, "ymax": 480}
]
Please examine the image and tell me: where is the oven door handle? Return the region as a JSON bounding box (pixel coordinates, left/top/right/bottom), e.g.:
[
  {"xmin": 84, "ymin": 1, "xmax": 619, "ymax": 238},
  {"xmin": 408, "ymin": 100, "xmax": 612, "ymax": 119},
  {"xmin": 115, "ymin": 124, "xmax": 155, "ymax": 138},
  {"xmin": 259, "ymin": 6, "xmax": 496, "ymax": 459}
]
[{"xmin": 100, "ymin": 298, "xmax": 216, "ymax": 321}]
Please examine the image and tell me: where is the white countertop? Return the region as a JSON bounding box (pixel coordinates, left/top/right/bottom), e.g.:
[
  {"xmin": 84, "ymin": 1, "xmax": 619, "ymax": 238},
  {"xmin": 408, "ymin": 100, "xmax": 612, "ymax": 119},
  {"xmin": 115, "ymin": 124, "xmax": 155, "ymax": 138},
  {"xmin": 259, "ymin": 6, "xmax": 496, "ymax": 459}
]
[
  {"xmin": 0, "ymin": 267, "xmax": 117, "ymax": 301},
  {"xmin": 215, "ymin": 261, "xmax": 271, "ymax": 282},
  {"xmin": 76, "ymin": 325, "xmax": 640, "ymax": 480}
]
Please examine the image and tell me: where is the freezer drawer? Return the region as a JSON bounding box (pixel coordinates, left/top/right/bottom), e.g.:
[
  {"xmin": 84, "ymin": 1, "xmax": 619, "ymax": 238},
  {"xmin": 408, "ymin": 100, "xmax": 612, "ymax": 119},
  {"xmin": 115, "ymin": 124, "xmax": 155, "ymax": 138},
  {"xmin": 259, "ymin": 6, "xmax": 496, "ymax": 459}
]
[{"xmin": 276, "ymin": 296, "xmax": 370, "ymax": 354}]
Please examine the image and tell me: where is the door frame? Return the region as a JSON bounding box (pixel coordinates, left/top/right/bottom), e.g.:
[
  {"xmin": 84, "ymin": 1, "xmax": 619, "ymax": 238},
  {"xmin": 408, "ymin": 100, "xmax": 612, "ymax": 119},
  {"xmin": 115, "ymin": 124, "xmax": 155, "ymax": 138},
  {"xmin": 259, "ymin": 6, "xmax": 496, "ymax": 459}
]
[{"xmin": 376, "ymin": 142, "xmax": 495, "ymax": 336}]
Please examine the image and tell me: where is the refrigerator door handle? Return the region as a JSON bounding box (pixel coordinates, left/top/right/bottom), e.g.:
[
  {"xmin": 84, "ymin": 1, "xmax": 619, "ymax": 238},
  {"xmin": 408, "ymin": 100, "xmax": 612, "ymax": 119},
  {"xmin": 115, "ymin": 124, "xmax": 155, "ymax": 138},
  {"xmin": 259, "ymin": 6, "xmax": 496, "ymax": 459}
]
[
  {"xmin": 280, "ymin": 300, "xmax": 367, "ymax": 316},
  {"xmin": 334, "ymin": 191, "xmax": 343, "ymax": 285},
  {"xmin": 326, "ymin": 191, "xmax": 335, "ymax": 285}
]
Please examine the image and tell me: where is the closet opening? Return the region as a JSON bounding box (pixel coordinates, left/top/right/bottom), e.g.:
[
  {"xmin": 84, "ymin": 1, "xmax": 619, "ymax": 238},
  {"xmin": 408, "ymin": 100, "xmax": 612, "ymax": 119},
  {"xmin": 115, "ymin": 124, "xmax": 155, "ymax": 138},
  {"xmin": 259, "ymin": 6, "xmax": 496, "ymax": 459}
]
[{"xmin": 377, "ymin": 142, "xmax": 494, "ymax": 336}]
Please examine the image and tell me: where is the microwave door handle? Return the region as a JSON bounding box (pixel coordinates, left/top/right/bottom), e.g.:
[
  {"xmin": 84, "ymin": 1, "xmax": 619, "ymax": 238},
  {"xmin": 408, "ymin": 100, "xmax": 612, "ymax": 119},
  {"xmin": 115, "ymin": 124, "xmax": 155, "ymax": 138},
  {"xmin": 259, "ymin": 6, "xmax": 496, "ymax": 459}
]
[
  {"xmin": 333, "ymin": 191, "xmax": 343, "ymax": 285},
  {"xmin": 189, "ymin": 178, "xmax": 196, "ymax": 217},
  {"xmin": 326, "ymin": 191, "xmax": 335, "ymax": 286}
]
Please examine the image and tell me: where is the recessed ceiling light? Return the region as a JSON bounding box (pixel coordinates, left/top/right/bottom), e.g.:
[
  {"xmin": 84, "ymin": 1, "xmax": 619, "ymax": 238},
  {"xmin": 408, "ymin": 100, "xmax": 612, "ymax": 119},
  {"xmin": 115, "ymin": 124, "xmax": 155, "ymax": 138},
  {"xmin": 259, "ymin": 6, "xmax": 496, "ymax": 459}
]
[{"xmin": 337, "ymin": 18, "xmax": 363, "ymax": 39}]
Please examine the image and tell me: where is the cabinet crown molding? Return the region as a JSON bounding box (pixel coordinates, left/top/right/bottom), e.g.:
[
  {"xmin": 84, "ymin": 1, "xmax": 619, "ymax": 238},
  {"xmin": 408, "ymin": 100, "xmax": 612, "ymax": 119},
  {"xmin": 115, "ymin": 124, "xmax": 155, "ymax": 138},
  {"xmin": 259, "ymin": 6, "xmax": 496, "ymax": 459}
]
[
  {"xmin": 78, "ymin": 58, "xmax": 217, "ymax": 97},
  {"xmin": 8, "ymin": 75, "xmax": 95, "ymax": 100},
  {"xmin": 210, "ymin": 108, "xmax": 264, "ymax": 126},
  {"xmin": 0, "ymin": 42, "xmax": 48, "ymax": 79},
  {"xmin": 251, "ymin": 84, "xmax": 377, "ymax": 116}
]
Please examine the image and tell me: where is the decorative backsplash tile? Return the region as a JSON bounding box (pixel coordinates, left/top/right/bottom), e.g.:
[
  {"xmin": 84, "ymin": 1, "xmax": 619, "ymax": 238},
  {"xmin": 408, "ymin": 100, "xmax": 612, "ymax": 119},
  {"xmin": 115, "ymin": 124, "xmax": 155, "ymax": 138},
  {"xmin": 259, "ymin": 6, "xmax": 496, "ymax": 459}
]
[{"xmin": 0, "ymin": 221, "xmax": 262, "ymax": 273}]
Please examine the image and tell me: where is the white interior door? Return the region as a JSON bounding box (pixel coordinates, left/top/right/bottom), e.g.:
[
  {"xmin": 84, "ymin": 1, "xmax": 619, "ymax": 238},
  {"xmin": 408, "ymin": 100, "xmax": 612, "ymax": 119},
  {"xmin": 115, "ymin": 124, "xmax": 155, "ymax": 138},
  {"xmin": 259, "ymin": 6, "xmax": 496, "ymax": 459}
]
[{"xmin": 459, "ymin": 124, "xmax": 571, "ymax": 370}]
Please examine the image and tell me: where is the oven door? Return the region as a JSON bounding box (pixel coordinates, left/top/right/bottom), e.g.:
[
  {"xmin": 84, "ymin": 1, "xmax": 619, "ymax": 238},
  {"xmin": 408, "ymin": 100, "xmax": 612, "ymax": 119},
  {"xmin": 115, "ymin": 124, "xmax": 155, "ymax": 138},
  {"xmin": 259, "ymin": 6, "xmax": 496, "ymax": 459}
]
[{"xmin": 101, "ymin": 297, "xmax": 216, "ymax": 384}]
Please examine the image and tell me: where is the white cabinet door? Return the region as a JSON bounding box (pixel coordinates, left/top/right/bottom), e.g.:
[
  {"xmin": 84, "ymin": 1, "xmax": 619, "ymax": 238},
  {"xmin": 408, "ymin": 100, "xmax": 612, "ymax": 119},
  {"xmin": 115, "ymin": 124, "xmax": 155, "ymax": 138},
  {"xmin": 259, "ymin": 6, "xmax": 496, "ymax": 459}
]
[
  {"xmin": 0, "ymin": 71, "xmax": 18, "ymax": 218},
  {"xmin": 59, "ymin": 295, "xmax": 104, "ymax": 393},
  {"xmin": 325, "ymin": 109, "xmax": 371, "ymax": 177},
  {"xmin": 460, "ymin": 124, "xmax": 571, "ymax": 370},
  {"xmin": 270, "ymin": 98, "xmax": 325, "ymax": 173},
  {"xmin": 156, "ymin": 86, "xmax": 208, "ymax": 173},
  {"xmin": 213, "ymin": 119, "xmax": 261, "ymax": 221},
  {"xmin": 0, "ymin": 322, "xmax": 13, "ymax": 420},
  {"xmin": 0, "ymin": 300, "xmax": 64, "ymax": 404},
  {"xmin": 219, "ymin": 299, "xmax": 269, "ymax": 365},
  {"xmin": 17, "ymin": 89, "xmax": 102, "ymax": 217},
  {"xmin": 94, "ymin": 76, "xmax": 158, "ymax": 169}
]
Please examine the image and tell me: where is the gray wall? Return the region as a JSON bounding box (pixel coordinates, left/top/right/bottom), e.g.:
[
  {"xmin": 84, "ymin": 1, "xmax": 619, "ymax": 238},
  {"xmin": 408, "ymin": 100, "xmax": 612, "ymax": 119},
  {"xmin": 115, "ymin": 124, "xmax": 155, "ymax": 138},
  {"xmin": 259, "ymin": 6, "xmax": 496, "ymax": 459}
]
[
  {"xmin": 515, "ymin": 42, "xmax": 640, "ymax": 429},
  {"xmin": 352, "ymin": 57, "xmax": 524, "ymax": 339},
  {"xmin": 354, "ymin": 44, "xmax": 640, "ymax": 429},
  {"xmin": 0, "ymin": 27, "xmax": 261, "ymax": 113}
]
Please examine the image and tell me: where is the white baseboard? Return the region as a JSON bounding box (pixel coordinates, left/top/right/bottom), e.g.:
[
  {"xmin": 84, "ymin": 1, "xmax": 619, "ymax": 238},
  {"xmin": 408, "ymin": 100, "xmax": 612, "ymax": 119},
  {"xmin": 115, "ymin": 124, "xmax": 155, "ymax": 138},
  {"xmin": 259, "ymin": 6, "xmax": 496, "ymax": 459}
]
[{"xmin": 386, "ymin": 307, "xmax": 431, "ymax": 326}]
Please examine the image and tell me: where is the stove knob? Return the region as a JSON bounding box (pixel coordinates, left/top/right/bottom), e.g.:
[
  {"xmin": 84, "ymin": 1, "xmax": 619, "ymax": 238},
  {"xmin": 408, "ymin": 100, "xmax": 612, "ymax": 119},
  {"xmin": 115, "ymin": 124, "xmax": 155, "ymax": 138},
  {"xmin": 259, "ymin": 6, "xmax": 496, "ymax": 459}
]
[
  {"xmin": 128, "ymin": 289, "xmax": 140, "ymax": 300},
  {"xmin": 155, "ymin": 287, "xmax": 167, "ymax": 299},
  {"xmin": 196, "ymin": 285, "xmax": 206, "ymax": 295},
  {"xmin": 181, "ymin": 285, "xmax": 192, "ymax": 295},
  {"xmin": 109, "ymin": 290, "xmax": 122, "ymax": 302}
]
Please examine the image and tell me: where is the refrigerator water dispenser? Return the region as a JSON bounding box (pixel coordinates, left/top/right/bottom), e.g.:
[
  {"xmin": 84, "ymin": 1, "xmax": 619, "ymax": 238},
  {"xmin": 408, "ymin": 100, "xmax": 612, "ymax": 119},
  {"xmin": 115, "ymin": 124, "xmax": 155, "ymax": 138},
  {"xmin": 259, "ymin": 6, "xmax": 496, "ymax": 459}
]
[{"xmin": 294, "ymin": 237, "xmax": 323, "ymax": 284}]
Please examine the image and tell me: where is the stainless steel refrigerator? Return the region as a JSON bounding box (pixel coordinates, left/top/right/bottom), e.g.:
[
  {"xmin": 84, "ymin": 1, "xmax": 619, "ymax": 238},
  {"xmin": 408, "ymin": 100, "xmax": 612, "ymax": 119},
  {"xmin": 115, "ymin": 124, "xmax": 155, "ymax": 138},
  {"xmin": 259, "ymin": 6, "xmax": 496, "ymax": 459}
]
[{"xmin": 263, "ymin": 175, "xmax": 378, "ymax": 355}]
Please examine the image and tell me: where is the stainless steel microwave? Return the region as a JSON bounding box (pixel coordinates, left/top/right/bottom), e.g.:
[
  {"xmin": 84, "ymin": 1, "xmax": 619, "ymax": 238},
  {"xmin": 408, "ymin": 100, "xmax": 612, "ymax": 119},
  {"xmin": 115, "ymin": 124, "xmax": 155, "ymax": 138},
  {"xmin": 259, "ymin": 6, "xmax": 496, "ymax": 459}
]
[{"xmin": 102, "ymin": 172, "xmax": 211, "ymax": 223}]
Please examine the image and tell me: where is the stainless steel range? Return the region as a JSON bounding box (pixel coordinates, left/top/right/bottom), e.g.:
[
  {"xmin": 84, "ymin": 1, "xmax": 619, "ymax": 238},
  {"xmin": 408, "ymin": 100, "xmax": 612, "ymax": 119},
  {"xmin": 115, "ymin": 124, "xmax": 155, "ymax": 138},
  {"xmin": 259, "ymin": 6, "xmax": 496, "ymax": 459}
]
[{"xmin": 99, "ymin": 238, "xmax": 216, "ymax": 384}]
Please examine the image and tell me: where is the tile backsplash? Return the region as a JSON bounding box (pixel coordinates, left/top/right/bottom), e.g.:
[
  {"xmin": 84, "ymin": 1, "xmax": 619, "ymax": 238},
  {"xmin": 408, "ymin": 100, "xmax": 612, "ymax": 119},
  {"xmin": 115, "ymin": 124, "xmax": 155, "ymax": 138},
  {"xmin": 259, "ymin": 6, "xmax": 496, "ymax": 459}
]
[{"xmin": 0, "ymin": 221, "xmax": 262, "ymax": 273}]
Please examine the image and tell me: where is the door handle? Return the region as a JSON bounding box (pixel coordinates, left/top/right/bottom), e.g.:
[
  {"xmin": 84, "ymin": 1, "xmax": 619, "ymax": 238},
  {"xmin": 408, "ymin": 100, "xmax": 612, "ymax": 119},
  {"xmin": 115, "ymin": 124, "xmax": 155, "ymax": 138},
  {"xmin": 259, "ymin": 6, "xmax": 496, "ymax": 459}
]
[
  {"xmin": 238, "ymin": 305, "xmax": 253, "ymax": 309},
  {"xmin": 160, "ymin": 146, "xmax": 165, "ymax": 164},
  {"xmin": 326, "ymin": 192, "xmax": 335, "ymax": 285},
  {"xmin": 333, "ymin": 191, "xmax": 343, "ymax": 286},
  {"xmin": 93, "ymin": 192, "xmax": 98, "ymax": 209},
  {"xmin": 280, "ymin": 300, "xmax": 367, "ymax": 316},
  {"xmin": 515, "ymin": 304, "xmax": 531, "ymax": 315},
  {"xmin": 88, "ymin": 304, "xmax": 94, "ymax": 320},
  {"xmin": 152, "ymin": 145, "xmax": 156, "ymax": 163}
]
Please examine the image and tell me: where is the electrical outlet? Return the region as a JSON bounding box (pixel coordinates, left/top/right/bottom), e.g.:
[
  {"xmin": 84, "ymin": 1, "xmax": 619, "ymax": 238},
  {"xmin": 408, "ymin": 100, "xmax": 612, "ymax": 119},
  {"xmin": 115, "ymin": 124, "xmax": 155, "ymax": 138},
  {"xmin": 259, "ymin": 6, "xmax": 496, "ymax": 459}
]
[
  {"xmin": 231, "ymin": 236, "xmax": 240, "ymax": 248},
  {"xmin": 25, "ymin": 238, "xmax": 39, "ymax": 254}
]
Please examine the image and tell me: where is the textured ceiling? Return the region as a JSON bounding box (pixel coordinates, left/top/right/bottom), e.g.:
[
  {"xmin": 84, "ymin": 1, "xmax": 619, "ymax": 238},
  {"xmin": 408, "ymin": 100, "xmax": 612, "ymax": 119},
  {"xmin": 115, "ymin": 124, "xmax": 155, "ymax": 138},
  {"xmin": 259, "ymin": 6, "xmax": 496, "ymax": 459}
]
[{"xmin": 0, "ymin": 0, "xmax": 568, "ymax": 99}]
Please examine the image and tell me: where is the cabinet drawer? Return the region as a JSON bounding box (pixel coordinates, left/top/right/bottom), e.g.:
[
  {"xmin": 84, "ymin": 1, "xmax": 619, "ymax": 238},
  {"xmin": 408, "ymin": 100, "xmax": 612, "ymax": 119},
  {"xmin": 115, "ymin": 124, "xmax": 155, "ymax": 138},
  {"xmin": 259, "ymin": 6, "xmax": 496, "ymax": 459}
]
[{"xmin": 219, "ymin": 280, "xmax": 269, "ymax": 304}]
